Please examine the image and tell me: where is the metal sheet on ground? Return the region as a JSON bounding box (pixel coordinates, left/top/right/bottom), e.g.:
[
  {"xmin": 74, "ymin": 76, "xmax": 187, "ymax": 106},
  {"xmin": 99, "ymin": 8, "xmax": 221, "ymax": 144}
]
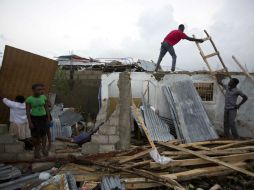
[{"xmin": 0, "ymin": 45, "xmax": 57, "ymax": 123}]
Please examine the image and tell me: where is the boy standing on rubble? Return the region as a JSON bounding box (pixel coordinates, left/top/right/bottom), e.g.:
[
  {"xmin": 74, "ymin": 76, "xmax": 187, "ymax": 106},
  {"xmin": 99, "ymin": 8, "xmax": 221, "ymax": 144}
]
[
  {"xmin": 155, "ymin": 24, "xmax": 204, "ymax": 72},
  {"xmin": 216, "ymin": 74, "xmax": 248, "ymax": 138},
  {"xmin": 26, "ymin": 84, "xmax": 51, "ymax": 159}
]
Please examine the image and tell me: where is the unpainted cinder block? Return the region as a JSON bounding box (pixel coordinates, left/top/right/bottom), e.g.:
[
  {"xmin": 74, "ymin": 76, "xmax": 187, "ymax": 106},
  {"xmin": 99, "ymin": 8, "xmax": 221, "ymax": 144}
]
[
  {"xmin": 17, "ymin": 152, "xmax": 33, "ymax": 161},
  {"xmin": 91, "ymin": 134, "xmax": 109, "ymax": 144},
  {"xmin": 99, "ymin": 144, "xmax": 115, "ymax": 153},
  {"xmin": 0, "ymin": 144, "xmax": 4, "ymax": 152},
  {"xmin": 5, "ymin": 142, "xmax": 24, "ymax": 153},
  {"xmin": 0, "ymin": 153, "xmax": 17, "ymax": 161},
  {"xmin": 0, "ymin": 124, "xmax": 8, "ymax": 135},
  {"xmin": 99, "ymin": 125, "xmax": 116, "ymax": 135},
  {"xmin": 0, "ymin": 134, "xmax": 16, "ymax": 144},
  {"xmin": 108, "ymin": 135, "xmax": 120, "ymax": 144},
  {"xmin": 82, "ymin": 142, "xmax": 99, "ymax": 154},
  {"xmin": 109, "ymin": 117, "xmax": 119, "ymax": 126}
]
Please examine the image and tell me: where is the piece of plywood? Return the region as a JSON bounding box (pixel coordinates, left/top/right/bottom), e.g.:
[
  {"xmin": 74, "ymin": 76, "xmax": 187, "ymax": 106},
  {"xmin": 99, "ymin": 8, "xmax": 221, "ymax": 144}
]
[
  {"xmin": 159, "ymin": 142, "xmax": 254, "ymax": 177},
  {"xmin": 0, "ymin": 45, "xmax": 57, "ymax": 123}
]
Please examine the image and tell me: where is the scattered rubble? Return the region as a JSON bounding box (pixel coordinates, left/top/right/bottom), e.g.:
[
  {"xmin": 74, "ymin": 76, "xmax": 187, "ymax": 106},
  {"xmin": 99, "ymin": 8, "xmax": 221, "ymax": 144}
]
[{"xmin": 0, "ymin": 43, "xmax": 254, "ymax": 189}]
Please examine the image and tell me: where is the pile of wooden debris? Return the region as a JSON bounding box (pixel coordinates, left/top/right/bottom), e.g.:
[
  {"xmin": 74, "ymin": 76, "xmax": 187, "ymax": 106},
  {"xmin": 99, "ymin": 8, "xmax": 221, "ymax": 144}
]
[{"xmin": 56, "ymin": 139, "xmax": 254, "ymax": 189}]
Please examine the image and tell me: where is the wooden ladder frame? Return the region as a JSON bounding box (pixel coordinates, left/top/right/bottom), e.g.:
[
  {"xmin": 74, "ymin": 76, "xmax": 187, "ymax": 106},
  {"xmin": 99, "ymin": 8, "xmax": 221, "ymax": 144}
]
[{"xmin": 193, "ymin": 30, "xmax": 231, "ymax": 94}]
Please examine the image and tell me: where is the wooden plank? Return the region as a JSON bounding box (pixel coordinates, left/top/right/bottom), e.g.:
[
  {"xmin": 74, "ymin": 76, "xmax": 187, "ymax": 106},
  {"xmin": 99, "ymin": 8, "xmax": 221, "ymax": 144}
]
[
  {"xmin": 232, "ymin": 56, "xmax": 254, "ymax": 84},
  {"xmin": 227, "ymin": 146, "xmax": 254, "ymax": 151},
  {"xmin": 204, "ymin": 52, "xmax": 219, "ymax": 59},
  {"xmin": 116, "ymin": 147, "xmax": 140, "ymax": 157},
  {"xmin": 73, "ymin": 173, "xmax": 104, "ymax": 182},
  {"xmin": 67, "ymin": 163, "xmax": 96, "ymax": 172},
  {"xmin": 162, "ymin": 149, "xmax": 250, "ymax": 157},
  {"xmin": 212, "ymin": 139, "xmax": 254, "ymax": 150},
  {"xmin": 123, "ymin": 177, "xmax": 149, "ymax": 183},
  {"xmin": 150, "ymin": 152, "xmax": 254, "ymax": 169},
  {"xmin": 125, "ymin": 182, "xmax": 161, "ymax": 189},
  {"xmin": 159, "ymin": 142, "xmax": 254, "ymax": 177},
  {"xmin": 123, "ymin": 160, "xmax": 150, "ymax": 169},
  {"xmin": 88, "ymin": 160, "xmax": 185, "ymax": 190},
  {"xmin": 191, "ymin": 144, "xmax": 211, "ymax": 151},
  {"xmin": 161, "ymin": 162, "xmax": 247, "ymax": 181},
  {"xmin": 109, "ymin": 156, "xmax": 130, "ymax": 162},
  {"xmin": 179, "ymin": 140, "xmax": 241, "ymax": 148},
  {"xmin": 132, "ymin": 168, "xmax": 185, "ymax": 190},
  {"xmin": 119, "ymin": 149, "xmax": 151, "ymax": 164}
]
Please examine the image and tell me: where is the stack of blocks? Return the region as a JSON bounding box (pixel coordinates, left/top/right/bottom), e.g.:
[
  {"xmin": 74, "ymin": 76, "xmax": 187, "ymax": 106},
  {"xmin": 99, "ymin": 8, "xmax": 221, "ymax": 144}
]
[
  {"xmin": 82, "ymin": 101, "xmax": 120, "ymax": 154},
  {"xmin": 0, "ymin": 125, "xmax": 26, "ymax": 161}
]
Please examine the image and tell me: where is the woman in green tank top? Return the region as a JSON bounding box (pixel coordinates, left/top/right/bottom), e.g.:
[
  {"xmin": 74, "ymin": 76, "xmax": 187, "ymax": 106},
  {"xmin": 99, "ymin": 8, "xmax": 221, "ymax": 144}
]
[{"xmin": 26, "ymin": 84, "xmax": 50, "ymax": 159}]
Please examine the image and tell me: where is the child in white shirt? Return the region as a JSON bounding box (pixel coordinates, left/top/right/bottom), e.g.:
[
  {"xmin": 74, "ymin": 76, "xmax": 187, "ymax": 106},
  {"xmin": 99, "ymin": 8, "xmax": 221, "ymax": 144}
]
[{"xmin": 1, "ymin": 95, "xmax": 31, "ymax": 140}]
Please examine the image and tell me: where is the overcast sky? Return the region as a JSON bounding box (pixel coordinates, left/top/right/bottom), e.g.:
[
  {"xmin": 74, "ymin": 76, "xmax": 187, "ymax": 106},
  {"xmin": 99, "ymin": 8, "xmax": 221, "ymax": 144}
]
[{"xmin": 0, "ymin": 0, "xmax": 253, "ymax": 71}]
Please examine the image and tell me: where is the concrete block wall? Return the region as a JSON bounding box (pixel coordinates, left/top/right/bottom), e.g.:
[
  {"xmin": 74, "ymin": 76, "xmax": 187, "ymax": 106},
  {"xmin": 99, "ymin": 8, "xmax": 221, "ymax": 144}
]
[
  {"xmin": 82, "ymin": 103, "xmax": 121, "ymax": 154},
  {"xmin": 74, "ymin": 70, "xmax": 102, "ymax": 86},
  {"xmin": 0, "ymin": 133, "xmax": 25, "ymax": 161},
  {"xmin": 54, "ymin": 70, "xmax": 102, "ymax": 120}
]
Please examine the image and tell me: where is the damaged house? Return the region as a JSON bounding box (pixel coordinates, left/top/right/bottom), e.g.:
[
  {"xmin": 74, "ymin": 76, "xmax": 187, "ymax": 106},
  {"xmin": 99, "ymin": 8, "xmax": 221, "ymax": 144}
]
[{"xmin": 0, "ymin": 44, "xmax": 254, "ymax": 190}]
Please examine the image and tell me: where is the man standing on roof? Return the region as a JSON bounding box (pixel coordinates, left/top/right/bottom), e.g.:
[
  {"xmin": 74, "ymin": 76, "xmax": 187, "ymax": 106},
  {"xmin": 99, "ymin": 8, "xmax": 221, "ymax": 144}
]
[
  {"xmin": 216, "ymin": 74, "xmax": 248, "ymax": 138},
  {"xmin": 155, "ymin": 24, "xmax": 204, "ymax": 72}
]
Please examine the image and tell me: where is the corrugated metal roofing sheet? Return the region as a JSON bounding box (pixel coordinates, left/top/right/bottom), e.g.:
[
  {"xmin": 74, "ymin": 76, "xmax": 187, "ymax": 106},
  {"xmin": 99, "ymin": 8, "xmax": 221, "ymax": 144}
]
[
  {"xmin": 162, "ymin": 79, "xmax": 218, "ymax": 143},
  {"xmin": 101, "ymin": 176, "xmax": 125, "ymax": 190},
  {"xmin": 137, "ymin": 59, "xmax": 156, "ymax": 71},
  {"xmin": 142, "ymin": 98, "xmax": 175, "ymax": 142},
  {"xmin": 0, "ymin": 164, "xmax": 21, "ymax": 181}
]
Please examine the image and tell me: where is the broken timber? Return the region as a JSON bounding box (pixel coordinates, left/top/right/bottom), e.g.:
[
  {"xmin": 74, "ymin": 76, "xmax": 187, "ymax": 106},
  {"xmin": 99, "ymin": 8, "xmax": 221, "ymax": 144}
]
[
  {"xmin": 232, "ymin": 55, "xmax": 254, "ymax": 84},
  {"xmin": 78, "ymin": 159, "xmax": 185, "ymax": 190},
  {"xmin": 212, "ymin": 139, "xmax": 254, "ymax": 150},
  {"xmin": 159, "ymin": 142, "xmax": 254, "ymax": 177},
  {"xmin": 150, "ymin": 152, "xmax": 254, "ymax": 169}
]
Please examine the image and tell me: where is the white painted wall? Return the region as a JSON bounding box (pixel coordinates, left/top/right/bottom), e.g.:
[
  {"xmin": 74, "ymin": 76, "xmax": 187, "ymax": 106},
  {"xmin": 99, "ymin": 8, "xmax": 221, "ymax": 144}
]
[{"xmin": 101, "ymin": 72, "xmax": 254, "ymax": 137}]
